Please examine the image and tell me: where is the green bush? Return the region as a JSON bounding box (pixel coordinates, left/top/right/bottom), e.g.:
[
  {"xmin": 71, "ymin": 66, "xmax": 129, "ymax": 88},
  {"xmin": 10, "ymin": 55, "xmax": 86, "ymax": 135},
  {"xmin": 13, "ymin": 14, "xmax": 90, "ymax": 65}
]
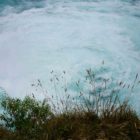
[{"xmin": 0, "ymin": 96, "xmax": 53, "ymax": 139}]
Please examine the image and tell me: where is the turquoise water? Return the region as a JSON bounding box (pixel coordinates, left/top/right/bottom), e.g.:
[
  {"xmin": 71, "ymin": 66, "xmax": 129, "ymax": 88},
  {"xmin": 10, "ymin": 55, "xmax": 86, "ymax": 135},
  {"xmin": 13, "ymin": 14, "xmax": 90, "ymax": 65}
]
[{"xmin": 0, "ymin": 0, "xmax": 140, "ymax": 109}]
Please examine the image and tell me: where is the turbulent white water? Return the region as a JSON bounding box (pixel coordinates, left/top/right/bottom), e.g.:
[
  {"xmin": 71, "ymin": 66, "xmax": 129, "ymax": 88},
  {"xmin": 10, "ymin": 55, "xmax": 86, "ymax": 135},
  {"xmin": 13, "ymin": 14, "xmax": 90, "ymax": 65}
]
[{"xmin": 0, "ymin": 0, "xmax": 140, "ymax": 109}]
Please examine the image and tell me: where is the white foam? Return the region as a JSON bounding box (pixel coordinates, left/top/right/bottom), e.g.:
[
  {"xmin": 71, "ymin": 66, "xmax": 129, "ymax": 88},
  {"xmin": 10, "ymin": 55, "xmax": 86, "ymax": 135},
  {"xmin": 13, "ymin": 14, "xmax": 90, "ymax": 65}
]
[{"xmin": 0, "ymin": 0, "xmax": 140, "ymax": 110}]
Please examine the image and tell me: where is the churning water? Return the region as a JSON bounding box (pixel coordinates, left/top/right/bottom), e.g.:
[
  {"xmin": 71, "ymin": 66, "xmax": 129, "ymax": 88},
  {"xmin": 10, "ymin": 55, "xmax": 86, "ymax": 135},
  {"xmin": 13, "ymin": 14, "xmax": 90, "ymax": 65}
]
[{"xmin": 0, "ymin": 0, "xmax": 140, "ymax": 109}]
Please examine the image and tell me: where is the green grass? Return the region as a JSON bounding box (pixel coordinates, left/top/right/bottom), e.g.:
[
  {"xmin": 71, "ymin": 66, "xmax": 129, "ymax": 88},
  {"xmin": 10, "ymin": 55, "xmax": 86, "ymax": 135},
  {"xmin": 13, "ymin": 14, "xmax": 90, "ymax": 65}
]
[
  {"xmin": 0, "ymin": 96, "xmax": 140, "ymax": 140},
  {"xmin": 0, "ymin": 70, "xmax": 140, "ymax": 140}
]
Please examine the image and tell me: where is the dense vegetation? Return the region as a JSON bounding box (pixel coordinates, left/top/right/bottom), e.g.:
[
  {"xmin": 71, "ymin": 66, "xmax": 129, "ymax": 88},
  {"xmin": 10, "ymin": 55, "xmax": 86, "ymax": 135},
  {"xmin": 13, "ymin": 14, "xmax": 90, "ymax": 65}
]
[{"xmin": 0, "ymin": 70, "xmax": 140, "ymax": 140}]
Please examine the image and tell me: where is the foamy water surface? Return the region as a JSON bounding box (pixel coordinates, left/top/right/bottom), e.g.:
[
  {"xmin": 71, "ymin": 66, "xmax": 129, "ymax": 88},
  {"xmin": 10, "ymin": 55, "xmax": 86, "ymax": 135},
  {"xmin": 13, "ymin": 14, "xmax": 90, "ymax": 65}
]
[{"xmin": 0, "ymin": 0, "xmax": 140, "ymax": 110}]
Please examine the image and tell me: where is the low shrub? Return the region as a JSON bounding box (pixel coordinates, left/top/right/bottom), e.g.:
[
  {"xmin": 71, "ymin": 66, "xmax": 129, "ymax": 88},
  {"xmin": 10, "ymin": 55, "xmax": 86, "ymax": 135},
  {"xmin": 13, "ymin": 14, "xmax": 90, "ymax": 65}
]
[{"xmin": 0, "ymin": 96, "xmax": 53, "ymax": 139}]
